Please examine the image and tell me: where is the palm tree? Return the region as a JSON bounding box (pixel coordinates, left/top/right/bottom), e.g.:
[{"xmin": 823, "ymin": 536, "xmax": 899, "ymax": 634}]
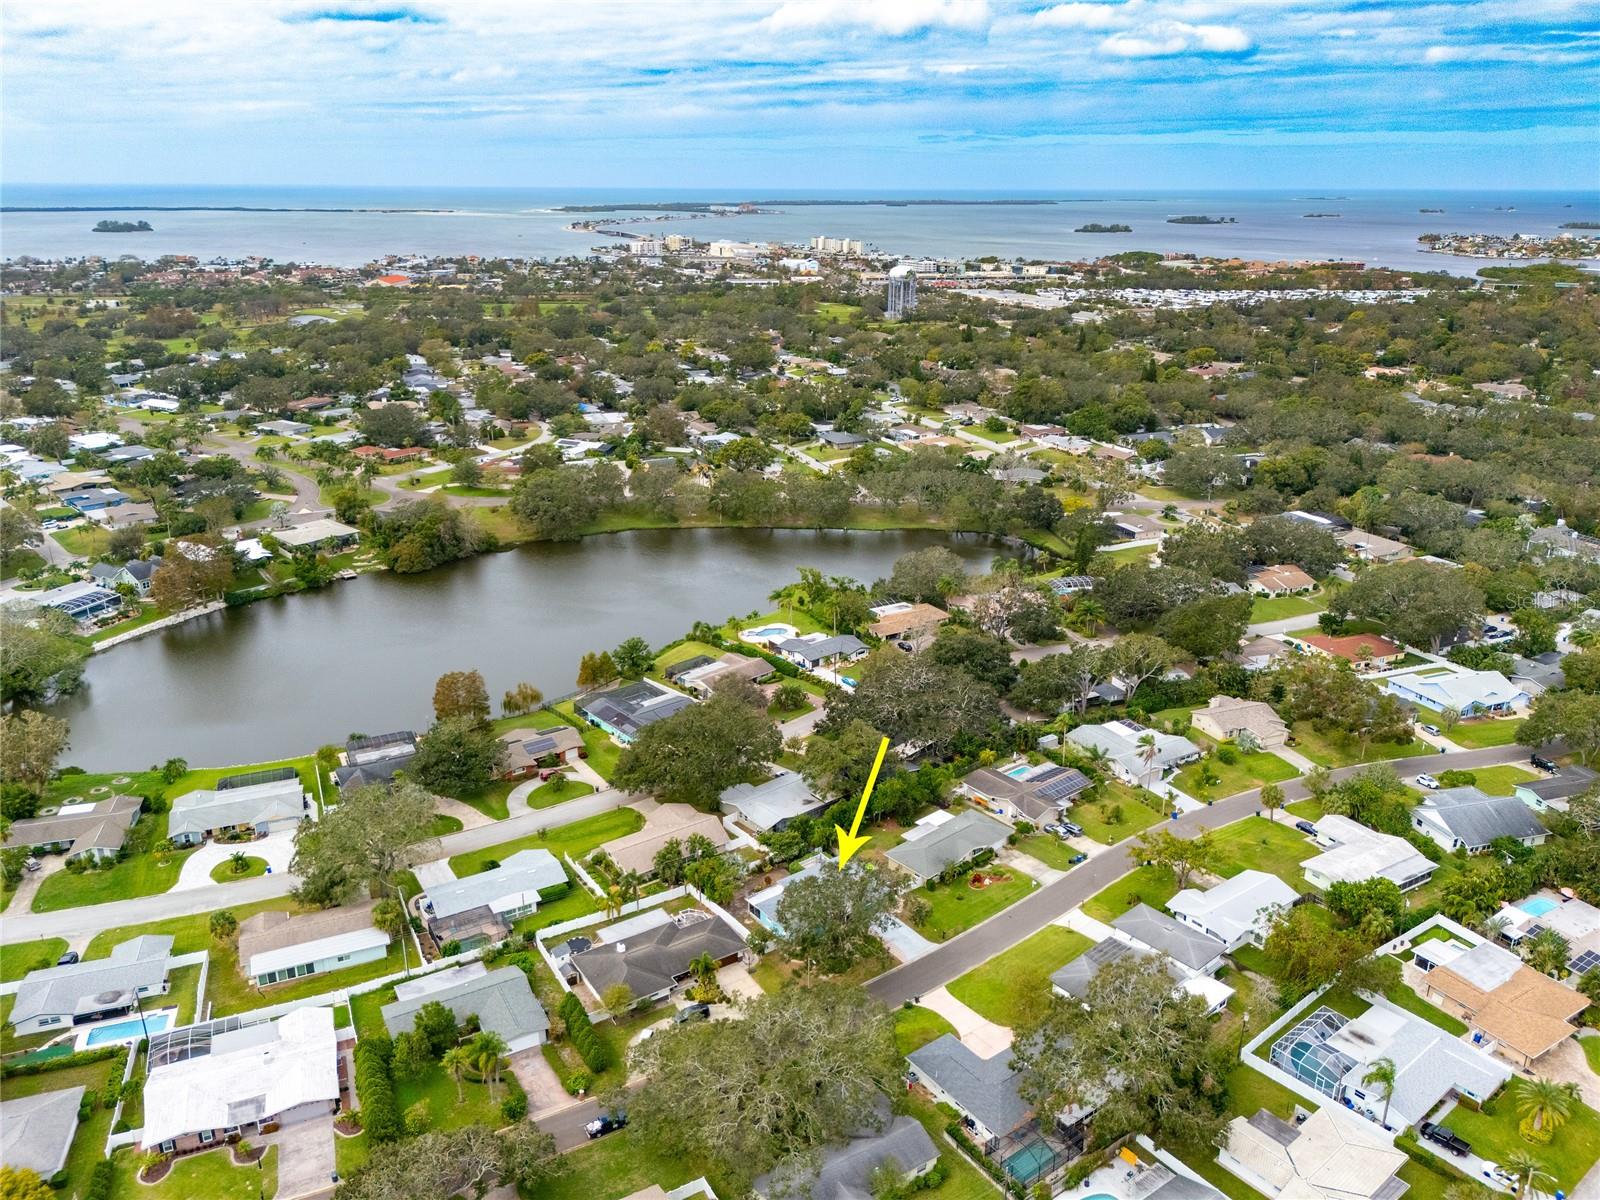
[
  {"xmin": 1361, "ymin": 1057, "xmax": 1397, "ymax": 1127},
  {"xmin": 1137, "ymin": 733, "xmax": 1160, "ymax": 783},
  {"xmin": 1067, "ymin": 597, "xmax": 1105, "ymax": 636},
  {"xmin": 228, "ymin": 850, "xmax": 249, "ymax": 875},
  {"xmin": 1500, "ymin": 1149, "xmax": 1555, "ymax": 1200},
  {"xmin": 1514, "ymin": 1077, "xmax": 1579, "ymax": 1141},
  {"xmin": 1259, "ymin": 782, "xmax": 1285, "ymax": 822},
  {"xmin": 441, "ymin": 1046, "xmax": 472, "ymax": 1102},
  {"xmin": 472, "ymin": 1031, "xmax": 509, "ymax": 1100},
  {"xmin": 689, "ymin": 952, "xmax": 718, "ymax": 990},
  {"xmin": 618, "ymin": 870, "xmax": 645, "ymax": 909},
  {"xmin": 1525, "ymin": 928, "xmax": 1571, "ymax": 977}
]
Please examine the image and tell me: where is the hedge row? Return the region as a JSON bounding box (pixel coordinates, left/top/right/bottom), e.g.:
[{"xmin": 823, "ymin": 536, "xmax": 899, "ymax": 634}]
[
  {"xmin": 1, "ymin": 1044, "xmax": 126, "ymax": 1080},
  {"xmin": 559, "ymin": 992, "xmax": 611, "ymax": 1073},
  {"xmin": 945, "ymin": 1122, "xmax": 1026, "ymax": 1199},
  {"xmin": 354, "ymin": 1036, "xmax": 401, "ymax": 1143},
  {"xmin": 82, "ymin": 1161, "xmax": 116, "ymax": 1200}
]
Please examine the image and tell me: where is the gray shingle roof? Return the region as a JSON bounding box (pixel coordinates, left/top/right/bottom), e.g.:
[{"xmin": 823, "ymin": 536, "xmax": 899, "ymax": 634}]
[
  {"xmin": 885, "ymin": 809, "xmax": 1010, "ymax": 881},
  {"xmin": 719, "ymin": 769, "xmax": 824, "ymax": 830},
  {"xmin": 382, "ymin": 966, "xmax": 548, "ymax": 1045},
  {"xmin": 1420, "ymin": 787, "xmax": 1547, "ymax": 848},
  {"xmin": 576, "ymin": 681, "xmax": 695, "ymax": 740},
  {"xmin": 753, "ymin": 1112, "xmax": 937, "ymax": 1200},
  {"xmin": 13, "ymin": 935, "xmax": 172, "ymax": 1023},
  {"xmin": 168, "ymin": 777, "xmax": 304, "ymax": 838},
  {"xmin": 1110, "ymin": 903, "xmax": 1225, "ymax": 971},
  {"xmin": 1519, "ymin": 766, "xmax": 1599, "ymax": 803},
  {"xmin": 423, "ymin": 849, "xmax": 568, "ymax": 921},
  {"xmin": 907, "ymin": 1033, "xmax": 1030, "ymax": 1136},
  {"xmin": 1051, "ymin": 937, "xmax": 1159, "ymax": 999},
  {"xmin": 572, "ymin": 914, "xmax": 744, "ymax": 997},
  {"xmin": 0, "ymin": 1086, "xmax": 86, "ymax": 1177}
]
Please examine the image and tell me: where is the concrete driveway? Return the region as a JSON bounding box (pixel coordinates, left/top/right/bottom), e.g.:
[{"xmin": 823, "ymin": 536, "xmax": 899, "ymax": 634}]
[
  {"xmin": 716, "ymin": 961, "xmax": 764, "ymax": 1002},
  {"xmin": 411, "ymin": 858, "xmax": 457, "ymax": 889},
  {"xmin": 171, "ymin": 832, "xmax": 296, "ymax": 892},
  {"xmin": 876, "ymin": 916, "xmax": 938, "ymax": 964},
  {"xmin": 508, "ymin": 1047, "xmax": 573, "ymax": 1119},
  {"xmin": 919, "ymin": 986, "xmax": 1013, "ymax": 1056},
  {"xmin": 269, "ymin": 1112, "xmax": 336, "ymax": 1199}
]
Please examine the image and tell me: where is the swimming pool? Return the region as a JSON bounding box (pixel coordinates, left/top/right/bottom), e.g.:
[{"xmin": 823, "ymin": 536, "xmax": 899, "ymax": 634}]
[
  {"xmin": 79, "ymin": 1010, "xmax": 174, "ymax": 1048},
  {"xmin": 740, "ymin": 623, "xmax": 798, "ymax": 642},
  {"xmin": 1520, "ymin": 896, "xmax": 1559, "ymax": 917},
  {"xmin": 1004, "ymin": 764, "xmax": 1033, "ymax": 778}
]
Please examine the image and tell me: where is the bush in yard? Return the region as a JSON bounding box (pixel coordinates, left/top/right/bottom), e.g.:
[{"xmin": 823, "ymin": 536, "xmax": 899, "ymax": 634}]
[
  {"xmin": 354, "ymin": 1036, "xmax": 401, "ymax": 1143},
  {"xmin": 403, "ymin": 1100, "xmax": 430, "ymax": 1136},
  {"xmin": 501, "ymin": 1091, "xmax": 528, "ymax": 1122},
  {"xmin": 565, "ymin": 1071, "xmax": 591, "ymax": 1095},
  {"xmin": 413, "ymin": 999, "xmax": 460, "ymax": 1056},
  {"xmin": 1438, "ymin": 769, "xmax": 1478, "ymax": 787},
  {"xmin": 1216, "ymin": 745, "xmax": 1238, "ymax": 765}
]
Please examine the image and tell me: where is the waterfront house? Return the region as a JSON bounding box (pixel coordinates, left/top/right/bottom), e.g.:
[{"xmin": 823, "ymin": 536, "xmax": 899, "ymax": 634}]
[
  {"xmin": 6, "ymin": 793, "xmax": 140, "ymax": 864},
  {"xmin": 884, "ymin": 809, "xmax": 1010, "ymax": 884},
  {"xmin": 382, "ymin": 963, "xmax": 549, "ymax": 1053},
  {"xmin": 88, "ymin": 558, "xmax": 156, "ymax": 596},
  {"xmin": 334, "ymin": 730, "xmax": 417, "ymax": 792},
  {"xmin": 273, "ymin": 518, "xmax": 360, "ymax": 551},
  {"xmin": 1412, "ymin": 787, "xmax": 1547, "ymax": 854},
  {"xmin": 958, "ymin": 762, "xmax": 1091, "ymax": 825},
  {"xmin": 499, "ymin": 726, "xmax": 585, "ymax": 777},
  {"xmin": 0, "ymin": 1087, "xmax": 85, "ymax": 1179},
  {"xmin": 24, "ymin": 581, "xmax": 122, "ymax": 622},
  {"xmin": 10, "ymin": 936, "xmax": 172, "ymax": 1036},
  {"xmin": 1302, "ymin": 815, "xmax": 1436, "ymax": 893},
  {"xmin": 421, "ymin": 848, "xmax": 569, "ymax": 947},
  {"xmin": 141, "ymin": 1007, "xmax": 341, "ymax": 1155},
  {"xmin": 1189, "ymin": 696, "xmax": 1289, "ymax": 750},
  {"xmin": 167, "ymin": 774, "xmax": 308, "ymax": 845},
  {"xmin": 575, "ymin": 679, "xmax": 695, "ymax": 744},
  {"xmin": 866, "ymin": 601, "xmax": 950, "ymax": 641},
  {"xmin": 236, "ymin": 900, "xmax": 390, "ymax": 987},
  {"xmin": 676, "ymin": 652, "xmax": 774, "ymax": 698},
  {"xmin": 773, "ymin": 633, "xmax": 869, "ymax": 671},
  {"xmin": 1167, "ymin": 870, "xmax": 1295, "ymax": 952}
]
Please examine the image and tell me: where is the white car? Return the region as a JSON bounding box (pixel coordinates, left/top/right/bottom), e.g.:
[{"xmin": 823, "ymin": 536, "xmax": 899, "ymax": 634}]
[{"xmin": 1415, "ymin": 773, "xmax": 1440, "ymax": 790}]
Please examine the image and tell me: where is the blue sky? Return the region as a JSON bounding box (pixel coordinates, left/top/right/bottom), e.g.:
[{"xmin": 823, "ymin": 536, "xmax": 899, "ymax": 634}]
[{"xmin": 2, "ymin": 0, "xmax": 1596, "ymax": 189}]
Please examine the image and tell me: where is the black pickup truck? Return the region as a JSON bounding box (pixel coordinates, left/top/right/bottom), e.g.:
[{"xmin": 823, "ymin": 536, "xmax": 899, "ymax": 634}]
[{"xmin": 1419, "ymin": 1122, "xmax": 1471, "ymax": 1157}]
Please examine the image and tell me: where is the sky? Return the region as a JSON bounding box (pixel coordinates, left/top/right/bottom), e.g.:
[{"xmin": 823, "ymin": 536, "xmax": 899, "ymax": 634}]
[{"xmin": 2, "ymin": 0, "xmax": 1597, "ymax": 191}]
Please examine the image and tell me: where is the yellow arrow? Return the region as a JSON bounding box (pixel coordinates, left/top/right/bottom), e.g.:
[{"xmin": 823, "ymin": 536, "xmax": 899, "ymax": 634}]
[{"xmin": 835, "ymin": 736, "xmax": 891, "ymax": 868}]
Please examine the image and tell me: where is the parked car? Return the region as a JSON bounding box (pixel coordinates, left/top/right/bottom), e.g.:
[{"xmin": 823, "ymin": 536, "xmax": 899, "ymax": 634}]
[
  {"xmin": 674, "ymin": 1003, "xmax": 711, "ymax": 1025},
  {"xmin": 1294, "ymin": 820, "xmax": 1318, "ymax": 836},
  {"xmin": 56, "ymin": 951, "xmax": 79, "ymax": 966},
  {"xmin": 1068, "ymin": 853, "xmax": 1088, "ymax": 865},
  {"xmin": 1060, "ymin": 821, "xmax": 1084, "ymax": 837},
  {"xmin": 1415, "ymin": 773, "xmax": 1440, "ymax": 790},
  {"xmin": 895, "ymin": 640, "xmax": 915, "ymax": 652},
  {"xmin": 1531, "ymin": 754, "xmax": 1559, "ymax": 772},
  {"xmin": 23, "ymin": 857, "xmax": 41, "ymax": 873},
  {"xmin": 1420, "ymin": 1122, "xmax": 1471, "ymax": 1157},
  {"xmin": 1420, "ymin": 723, "xmax": 1442, "ymax": 737},
  {"xmin": 1042, "ymin": 822, "xmax": 1065, "ymax": 837},
  {"xmin": 585, "ymin": 1113, "xmax": 628, "ymax": 1139}
]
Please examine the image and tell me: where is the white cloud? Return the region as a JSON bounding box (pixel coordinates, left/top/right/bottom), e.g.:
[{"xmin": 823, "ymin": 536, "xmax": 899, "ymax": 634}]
[
  {"xmin": 1100, "ymin": 20, "xmax": 1252, "ymax": 57},
  {"xmin": 763, "ymin": 0, "xmax": 990, "ymax": 35},
  {"xmin": 1032, "ymin": 2, "xmax": 1124, "ymax": 30}
]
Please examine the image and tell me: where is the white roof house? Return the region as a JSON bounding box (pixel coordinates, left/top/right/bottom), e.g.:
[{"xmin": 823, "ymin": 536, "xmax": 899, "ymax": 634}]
[
  {"xmin": 1220, "ymin": 1105, "xmax": 1408, "ymax": 1200},
  {"xmin": 167, "ymin": 777, "xmax": 306, "ymax": 843},
  {"xmin": 141, "ymin": 1007, "xmax": 340, "ymax": 1149},
  {"xmin": 1323, "ymin": 1005, "xmax": 1510, "ymax": 1128},
  {"xmin": 1302, "ymin": 815, "xmax": 1437, "ymax": 893},
  {"xmin": 1382, "ymin": 665, "xmax": 1528, "ymax": 717},
  {"xmin": 1, "ymin": 1086, "xmax": 86, "ymax": 1177},
  {"xmin": 1066, "ymin": 720, "xmax": 1200, "ymax": 787},
  {"xmin": 718, "ymin": 769, "xmax": 825, "ymax": 832},
  {"xmin": 1168, "ymin": 869, "xmax": 1296, "ymax": 951},
  {"xmin": 422, "ymin": 848, "xmax": 567, "ymax": 922}
]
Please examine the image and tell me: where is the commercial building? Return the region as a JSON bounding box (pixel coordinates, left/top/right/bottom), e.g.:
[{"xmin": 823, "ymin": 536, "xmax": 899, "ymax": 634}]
[{"xmin": 886, "ymin": 265, "xmax": 918, "ymax": 320}]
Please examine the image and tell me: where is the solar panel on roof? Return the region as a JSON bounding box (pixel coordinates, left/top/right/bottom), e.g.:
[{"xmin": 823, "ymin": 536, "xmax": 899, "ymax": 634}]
[
  {"xmin": 521, "ymin": 735, "xmax": 557, "ymax": 756},
  {"xmin": 1030, "ymin": 766, "xmax": 1069, "ymax": 783},
  {"xmin": 1570, "ymin": 950, "xmax": 1600, "ymax": 975},
  {"xmin": 1036, "ymin": 774, "xmax": 1089, "ymax": 802}
]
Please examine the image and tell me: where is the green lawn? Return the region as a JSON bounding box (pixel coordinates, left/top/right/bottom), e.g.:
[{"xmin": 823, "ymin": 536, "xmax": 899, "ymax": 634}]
[
  {"xmin": 1444, "ymin": 717, "xmax": 1527, "ymax": 749},
  {"xmin": 1249, "ymin": 594, "xmax": 1325, "ymax": 623},
  {"xmin": 209, "ymin": 855, "xmax": 269, "ymax": 883},
  {"xmin": 1209, "ymin": 817, "xmax": 1318, "ymax": 892},
  {"xmin": 84, "ymin": 895, "xmax": 301, "ymax": 958},
  {"xmin": 4, "ymin": 1055, "xmax": 124, "ymax": 1196},
  {"xmin": 88, "ymin": 603, "xmax": 167, "ymax": 643},
  {"xmin": 1069, "ymin": 785, "xmax": 1166, "ymax": 843},
  {"xmin": 1094, "ymin": 543, "xmax": 1159, "ymax": 567},
  {"xmin": 209, "ymin": 932, "xmax": 413, "ymax": 1017},
  {"xmin": 1173, "ymin": 751, "xmax": 1300, "ymax": 801},
  {"xmin": 510, "ymin": 880, "xmax": 601, "ymax": 935},
  {"xmin": 167, "ymin": 755, "xmax": 326, "ymax": 808},
  {"xmin": 1, "ymin": 937, "xmax": 67, "ymax": 981},
  {"xmin": 536, "ymin": 1128, "xmax": 725, "ymax": 1200},
  {"xmin": 902, "ymin": 1091, "xmax": 1017, "ymax": 1200},
  {"xmin": 909, "ymin": 869, "xmax": 1039, "ymax": 943},
  {"xmin": 110, "ymin": 1145, "xmax": 278, "ymax": 1200},
  {"xmin": 894, "ymin": 1005, "xmax": 958, "ymax": 1056},
  {"xmin": 455, "ymin": 779, "xmax": 514, "ymax": 820},
  {"xmin": 1377, "ymin": 979, "xmax": 1468, "ymax": 1035},
  {"xmin": 1581, "ymin": 1035, "xmax": 1600, "ymax": 1076},
  {"xmin": 1444, "ymin": 764, "xmax": 1539, "ymax": 795},
  {"xmin": 1439, "ymin": 1089, "xmax": 1600, "ymax": 1192},
  {"xmin": 1083, "ymin": 865, "xmax": 1179, "ymax": 922},
  {"xmin": 1013, "ymin": 834, "xmax": 1080, "ymax": 870},
  {"xmin": 551, "ymin": 701, "xmax": 624, "ymax": 779},
  {"xmin": 948, "ymin": 926, "xmax": 1092, "ymax": 1029},
  {"xmin": 1290, "ymin": 722, "xmax": 1426, "ymax": 768},
  {"xmin": 395, "ymin": 1059, "xmax": 518, "ymax": 1132},
  {"xmin": 448, "ymin": 807, "xmax": 644, "ymax": 878},
  {"xmin": 527, "ymin": 779, "xmax": 597, "ymax": 810},
  {"xmin": 31, "ymin": 815, "xmax": 198, "ymax": 912}
]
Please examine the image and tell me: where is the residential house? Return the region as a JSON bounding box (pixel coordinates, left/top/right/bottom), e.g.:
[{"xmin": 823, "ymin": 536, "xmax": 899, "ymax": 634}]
[
  {"xmin": 1412, "ymin": 787, "xmax": 1548, "ymax": 854},
  {"xmin": 567, "ymin": 908, "xmax": 745, "ymax": 1005},
  {"xmin": 1050, "ymin": 926, "xmax": 1233, "ymax": 1014},
  {"xmin": 1066, "ymin": 721, "xmax": 1201, "ymax": 789},
  {"xmin": 774, "ymin": 634, "xmax": 869, "ymax": 670},
  {"xmin": 499, "ymin": 726, "xmax": 585, "ymax": 777},
  {"xmin": 167, "ymin": 775, "xmax": 308, "ymax": 846},
  {"xmin": 958, "ymin": 763, "xmax": 1092, "ymax": 825},
  {"xmin": 334, "ymin": 730, "xmax": 417, "ymax": 793},
  {"xmin": 1189, "ymin": 696, "xmax": 1289, "ymax": 750},
  {"xmin": 1266, "ymin": 1003, "xmax": 1509, "ymax": 1129},
  {"xmin": 22, "ymin": 581, "xmax": 122, "ymax": 622},
  {"xmin": 1283, "ymin": 632, "xmax": 1404, "ymax": 670},
  {"xmin": 6, "ymin": 794, "xmax": 140, "ymax": 863},
  {"xmin": 1528, "ymin": 520, "xmax": 1600, "ymax": 564},
  {"xmin": 10, "ymin": 936, "xmax": 172, "ymax": 1036},
  {"xmin": 746, "ymin": 859, "xmax": 824, "ymax": 937},
  {"xmin": 885, "ymin": 809, "xmax": 1011, "ymax": 884},
  {"xmin": 1337, "ymin": 529, "xmax": 1411, "ymax": 563},
  {"xmin": 751, "ymin": 1113, "xmax": 937, "ymax": 1200},
  {"xmin": 141, "ymin": 1007, "xmax": 341, "ymax": 1154},
  {"xmin": 817, "ymin": 430, "xmax": 868, "ymax": 448},
  {"xmin": 1302, "ymin": 815, "xmax": 1436, "ymax": 893},
  {"xmin": 1237, "ymin": 636, "xmax": 1291, "ymax": 672},
  {"xmin": 1509, "ymin": 652, "xmax": 1566, "ymax": 697},
  {"xmin": 273, "ymin": 518, "xmax": 360, "ymax": 551},
  {"xmin": 1112, "ymin": 903, "xmax": 1227, "ymax": 976},
  {"xmin": 88, "ymin": 558, "xmax": 156, "ymax": 596},
  {"xmin": 1514, "ymin": 765, "xmax": 1599, "ymax": 814},
  {"xmin": 381, "ymin": 963, "xmax": 549, "ymax": 1053},
  {"xmin": 421, "ymin": 848, "xmax": 568, "ymax": 947},
  {"xmin": 1046, "ymin": 576, "xmax": 1095, "ymax": 597},
  {"xmin": 1494, "ymin": 893, "xmax": 1600, "ymax": 974},
  {"xmin": 605, "ymin": 803, "xmax": 730, "ymax": 876},
  {"xmin": 236, "ymin": 901, "xmax": 390, "ymax": 987},
  {"xmin": 1218, "ymin": 1105, "xmax": 1409, "ymax": 1200},
  {"xmin": 256, "ymin": 419, "xmax": 312, "ymax": 437},
  {"xmin": 866, "ymin": 602, "xmax": 950, "ymax": 641},
  {"xmin": 1382, "ymin": 666, "xmax": 1527, "ymax": 717},
  {"xmin": 1168, "ymin": 870, "xmax": 1296, "ymax": 952},
  {"xmin": 1419, "ymin": 939, "xmax": 1588, "ymax": 1067},
  {"xmin": 719, "ymin": 769, "xmax": 826, "ymax": 833},
  {"xmin": 0, "ymin": 1086, "xmax": 86, "ymax": 1178},
  {"xmin": 1248, "ymin": 565, "xmax": 1317, "ymax": 596},
  {"xmin": 908, "ymin": 1033, "xmax": 1093, "ymax": 1173},
  {"xmin": 676, "ymin": 653, "xmax": 773, "ymax": 698},
  {"xmin": 576, "ymin": 679, "xmax": 696, "ymax": 744}
]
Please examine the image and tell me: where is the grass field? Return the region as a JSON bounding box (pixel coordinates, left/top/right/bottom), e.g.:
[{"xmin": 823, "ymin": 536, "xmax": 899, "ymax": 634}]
[
  {"xmin": 109, "ymin": 1145, "xmax": 278, "ymax": 1200},
  {"xmin": 1083, "ymin": 864, "xmax": 1179, "ymax": 922},
  {"xmin": 909, "ymin": 869, "xmax": 1038, "ymax": 943},
  {"xmin": 0, "ymin": 937, "xmax": 68, "ymax": 981},
  {"xmin": 947, "ymin": 926, "xmax": 1092, "ymax": 1029},
  {"xmin": 1068, "ymin": 784, "xmax": 1166, "ymax": 843},
  {"xmin": 1441, "ymin": 717, "xmax": 1527, "ymax": 749},
  {"xmin": 1209, "ymin": 817, "xmax": 1318, "ymax": 892},
  {"xmin": 209, "ymin": 855, "xmax": 270, "ymax": 883},
  {"xmin": 1014, "ymin": 833, "xmax": 1080, "ymax": 870},
  {"xmin": 894, "ymin": 1004, "xmax": 957, "ymax": 1055},
  {"xmin": 447, "ymin": 807, "xmax": 643, "ymax": 878},
  {"xmin": 1249, "ymin": 594, "xmax": 1325, "ymax": 623},
  {"xmin": 84, "ymin": 895, "xmax": 301, "ymax": 958},
  {"xmin": 1173, "ymin": 751, "xmax": 1299, "ymax": 801},
  {"xmin": 1290, "ymin": 722, "xmax": 1426, "ymax": 768},
  {"xmin": 1439, "ymin": 1090, "xmax": 1600, "ymax": 1192},
  {"xmin": 1444, "ymin": 763, "xmax": 1540, "ymax": 794},
  {"xmin": 30, "ymin": 816, "xmax": 197, "ymax": 912},
  {"xmin": 5, "ymin": 1055, "xmax": 124, "ymax": 1196}
]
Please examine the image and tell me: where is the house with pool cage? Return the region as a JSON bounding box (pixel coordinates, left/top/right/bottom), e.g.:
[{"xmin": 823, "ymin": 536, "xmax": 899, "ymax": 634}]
[{"xmin": 1266, "ymin": 1001, "xmax": 1509, "ymax": 1130}]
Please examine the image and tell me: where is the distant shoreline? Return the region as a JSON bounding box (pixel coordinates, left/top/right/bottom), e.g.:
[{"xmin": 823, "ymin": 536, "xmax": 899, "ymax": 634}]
[
  {"xmin": 553, "ymin": 199, "xmax": 1060, "ymax": 212},
  {"xmin": 2, "ymin": 205, "xmax": 449, "ymax": 214}
]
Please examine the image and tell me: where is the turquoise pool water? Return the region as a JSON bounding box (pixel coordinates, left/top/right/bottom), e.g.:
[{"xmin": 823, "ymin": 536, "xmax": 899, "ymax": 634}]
[
  {"xmin": 1520, "ymin": 896, "xmax": 1559, "ymax": 917},
  {"xmin": 82, "ymin": 1011, "xmax": 172, "ymax": 1046},
  {"xmin": 1004, "ymin": 764, "xmax": 1032, "ymax": 778}
]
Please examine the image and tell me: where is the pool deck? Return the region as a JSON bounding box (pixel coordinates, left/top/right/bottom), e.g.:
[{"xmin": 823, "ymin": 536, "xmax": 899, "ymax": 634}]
[{"xmin": 74, "ymin": 1005, "xmax": 178, "ymax": 1050}]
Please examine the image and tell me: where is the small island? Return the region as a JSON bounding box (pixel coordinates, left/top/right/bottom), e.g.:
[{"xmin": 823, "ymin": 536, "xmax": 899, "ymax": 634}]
[
  {"xmin": 1075, "ymin": 223, "xmax": 1132, "ymax": 233},
  {"xmin": 92, "ymin": 219, "xmax": 153, "ymax": 232},
  {"xmin": 1167, "ymin": 215, "xmax": 1236, "ymax": 224},
  {"xmin": 1560, "ymin": 221, "xmax": 1600, "ymax": 230},
  {"xmin": 1303, "ymin": 213, "xmax": 1342, "ymax": 218},
  {"xmin": 1420, "ymin": 208, "xmax": 1445, "ymax": 213}
]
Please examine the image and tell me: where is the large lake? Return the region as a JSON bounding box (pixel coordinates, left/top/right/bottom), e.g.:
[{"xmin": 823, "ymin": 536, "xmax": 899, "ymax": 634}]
[{"xmin": 55, "ymin": 528, "xmax": 1001, "ymax": 771}]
